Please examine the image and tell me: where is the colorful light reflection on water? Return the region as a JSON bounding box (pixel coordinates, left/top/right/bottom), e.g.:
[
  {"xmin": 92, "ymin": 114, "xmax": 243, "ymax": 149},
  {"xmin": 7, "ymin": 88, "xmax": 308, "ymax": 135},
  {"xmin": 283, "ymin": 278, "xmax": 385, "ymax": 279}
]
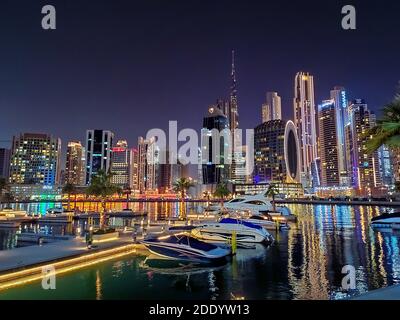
[{"xmin": 0, "ymin": 202, "xmax": 399, "ymax": 300}]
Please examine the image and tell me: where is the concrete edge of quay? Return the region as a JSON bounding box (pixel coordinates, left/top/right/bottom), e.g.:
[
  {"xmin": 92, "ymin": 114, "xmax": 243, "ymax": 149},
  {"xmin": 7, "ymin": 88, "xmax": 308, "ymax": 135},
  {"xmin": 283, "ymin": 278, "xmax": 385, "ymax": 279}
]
[{"xmin": 0, "ymin": 239, "xmax": 148, "ymax": 291}]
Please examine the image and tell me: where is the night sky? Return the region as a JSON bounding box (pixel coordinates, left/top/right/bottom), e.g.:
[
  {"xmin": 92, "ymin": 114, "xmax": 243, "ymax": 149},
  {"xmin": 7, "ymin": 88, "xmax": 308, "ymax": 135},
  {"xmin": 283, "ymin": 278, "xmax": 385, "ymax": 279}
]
[{"xmin": 0, "ymin": 0, "xmax": 399, "ymax": 153}]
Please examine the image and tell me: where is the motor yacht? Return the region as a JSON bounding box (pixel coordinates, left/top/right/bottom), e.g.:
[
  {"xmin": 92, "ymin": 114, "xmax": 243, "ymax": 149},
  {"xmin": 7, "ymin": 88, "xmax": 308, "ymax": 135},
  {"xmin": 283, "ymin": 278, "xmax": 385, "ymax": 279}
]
[
  {"xmin": 191, "ymin": 218, "xmax": 274, "ymax": 244},
  {"xmin": 141, "ymin": 233, "xmax": 231, "ymax": 262},
  {"xmin": 242, "ymin": 214, "xmax": 290, "ymax": 230},
  {"xmin": 208, "ymin": 195, "xmax": 294, "ymax": 218},
  {"xmin": 46, "ymin": 207, "xmax": 76, "ymax": 214},
  {"xmin": 371, "ymin": 210, "xmax": 400, "ymax": 228},
  {"xmin": 0, "ymin": 208, "xmax": 28, "ymax": 219},
  {"xmin": 208, "ymin": 195, "xmax": 272, "ymax": 213}
]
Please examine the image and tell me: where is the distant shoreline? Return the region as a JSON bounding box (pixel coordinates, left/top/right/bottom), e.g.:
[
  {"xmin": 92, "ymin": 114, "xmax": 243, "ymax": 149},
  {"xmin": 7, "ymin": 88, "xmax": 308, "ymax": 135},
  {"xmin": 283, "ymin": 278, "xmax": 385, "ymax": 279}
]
[{"xmin": 275, "ymin": 199, "xmax": 398, "ymax": 207}]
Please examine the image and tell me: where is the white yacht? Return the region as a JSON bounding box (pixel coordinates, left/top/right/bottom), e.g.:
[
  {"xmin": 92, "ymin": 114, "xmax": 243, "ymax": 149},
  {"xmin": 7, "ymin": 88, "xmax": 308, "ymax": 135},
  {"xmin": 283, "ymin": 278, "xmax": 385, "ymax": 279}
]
[
  {"xmin": 242, "ymin": 214, "xmax": 290, "ymax": 230},
  {"xmin": 0, "ymin": 208, "xmax": 28, "ymax": 219},
  {"xmin": 208, "ymin": 195, "xmax": 295, "ymax": 220},
  {"xmin": 220, "ymin": 195, "xmax": 273, "ymax": 214},
  {"xmin": 371, "ymin": 211, "xmax": 400, "ymax": 228},
  {"xmin": 191, "ymin": 218, "xmax": 274, "ymax": 244},
  {"xmin": 46, "ymin": 207, "xmax": 65, "ymax": 214}
]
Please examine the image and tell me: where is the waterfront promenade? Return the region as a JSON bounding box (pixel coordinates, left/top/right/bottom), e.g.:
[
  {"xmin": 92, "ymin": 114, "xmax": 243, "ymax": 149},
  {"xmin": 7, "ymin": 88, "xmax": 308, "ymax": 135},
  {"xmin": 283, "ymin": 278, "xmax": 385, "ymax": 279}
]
[
  {"xmin": 0, "ymin": 235, "xmax": 135, "ymax": 274},
  {"xmin": 0, "ymin": 232, "xmax": 151, "ymax": 292}
]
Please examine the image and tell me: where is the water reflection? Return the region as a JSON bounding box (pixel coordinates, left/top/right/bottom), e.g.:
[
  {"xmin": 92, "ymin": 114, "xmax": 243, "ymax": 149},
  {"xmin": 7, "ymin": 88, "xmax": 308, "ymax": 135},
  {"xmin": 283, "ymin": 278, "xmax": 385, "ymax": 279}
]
[{"xmin": 1, "ymin": 203, "xmax": 400, "ymax": 300}]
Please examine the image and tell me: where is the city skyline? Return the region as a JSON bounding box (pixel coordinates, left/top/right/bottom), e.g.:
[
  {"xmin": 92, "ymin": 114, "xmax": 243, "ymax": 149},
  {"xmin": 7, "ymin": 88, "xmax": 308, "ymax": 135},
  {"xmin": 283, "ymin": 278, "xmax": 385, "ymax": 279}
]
[
  {"xmin": 0, "ymin": 1, "xmax": 399, "ymax": 151},
  {"xmin": 1, "ymin": 0, "xmax": 400, "ymax": 306}
]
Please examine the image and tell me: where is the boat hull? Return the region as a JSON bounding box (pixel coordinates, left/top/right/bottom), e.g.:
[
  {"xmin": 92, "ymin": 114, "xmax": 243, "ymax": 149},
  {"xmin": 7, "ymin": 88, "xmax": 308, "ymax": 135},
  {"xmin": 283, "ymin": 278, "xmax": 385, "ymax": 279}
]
[
  {"xmin": 371, "ymin": 217, "xmax": 400, "ymax": 228},
  {"xmin": 191, "ymin": 224, "xmax": 272, "ymax": 244},
  {"xmin": 242, "ymin": 218, "xmax": 277, "ymax": 230},
  {"xmin": 142, "ymin": 238, "xmax": 230, "ymax": 263}
]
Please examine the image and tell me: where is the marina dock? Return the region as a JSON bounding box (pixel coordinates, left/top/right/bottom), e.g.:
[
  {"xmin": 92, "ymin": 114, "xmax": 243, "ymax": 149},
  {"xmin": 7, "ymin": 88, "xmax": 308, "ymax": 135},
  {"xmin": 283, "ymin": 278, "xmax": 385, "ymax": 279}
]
[{"xmin": 0, "ymin": 233, "xmax": 148, "ymax": 291}]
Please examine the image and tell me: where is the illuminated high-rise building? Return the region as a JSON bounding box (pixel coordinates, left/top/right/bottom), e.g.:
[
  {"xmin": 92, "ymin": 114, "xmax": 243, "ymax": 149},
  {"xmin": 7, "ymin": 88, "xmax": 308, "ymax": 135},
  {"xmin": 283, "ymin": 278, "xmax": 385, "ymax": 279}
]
[
  {"xmin": 391, "ymin": 148, "xmax": 400, "ymax": 184},
  {"xmin": 228, "ymin": 50, "xmax": 240, "ymax": 183},
  {"xmin": 137, "ymin": 136, "xmax": 159, "ymax": 193},
  {"xmin": 330, "ymin": 86, "xmax": 350, "ymax": 185},
  {"xmin": 293, "ymin": 72, "xmax": 318, "ymax": 187},
  {"xmin": 131, "ymin": 148, "xmax": 139, "ymax": 193},
  {"xmin": 111, "ymin": 140, "xmax": 134, "ymax": 188},
  {"xmin": 85, "ymin": 129, "xmax": 114, "ymax": 184},
  {"xmin": 157, "ymin": 150, "xmax": 186, "ymax": 193},
  {"xmin": 262, "ymin": 92, "xmax": 282, "ymax": 123},
  {"xmin": 201, "ymin": 106, "xmax": 230, "ymax": 185},
  {"xmin": 254, "ymin": 120, "xmax": 300, "ymax": 184},
  {"xmin": 348, "ymin": 100, "xmax": 382, "ymax": 195},
  {"xmin": 318, "ymin": 100, "xmax": 340, "ymax": 186},
  {"xmin": 377, "ymin": 145, "xmax": 394, "ymax": 188},
  {"xmin": 65, "ymin": 141, "xmax": 85, "ymax": 186},
  {"xmin": 9, "ymin": 133, "xmax": 61, "ymax": 185},
  {"xmin": 228, "ymin": 50, "xmax": 239, "ymax": 132}
]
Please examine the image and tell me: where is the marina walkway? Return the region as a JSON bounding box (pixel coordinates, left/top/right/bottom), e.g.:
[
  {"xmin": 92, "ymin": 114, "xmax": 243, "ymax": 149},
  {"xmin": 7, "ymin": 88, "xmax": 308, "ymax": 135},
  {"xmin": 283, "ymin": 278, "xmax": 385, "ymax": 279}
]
[{"xmin": 0, "ymin": 234, "xmax": 137, "ymax": 273}]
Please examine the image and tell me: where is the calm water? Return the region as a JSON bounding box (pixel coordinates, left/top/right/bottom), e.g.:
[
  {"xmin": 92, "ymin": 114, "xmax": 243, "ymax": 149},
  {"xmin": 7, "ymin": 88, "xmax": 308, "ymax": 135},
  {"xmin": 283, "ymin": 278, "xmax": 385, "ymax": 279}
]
[{"xmin": 0, "ymin": 203, "xmax": 399, "ymax": 300}]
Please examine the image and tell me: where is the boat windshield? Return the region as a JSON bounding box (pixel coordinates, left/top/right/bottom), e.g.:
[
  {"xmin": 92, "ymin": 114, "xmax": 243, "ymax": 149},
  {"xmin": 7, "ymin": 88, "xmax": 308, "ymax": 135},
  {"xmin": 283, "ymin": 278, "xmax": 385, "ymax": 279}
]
[
  {"xmin": 161, "ymin": 235, "xmax": 219, "ymax": 252},
  {"xmin": 228, "ymin": 198, "xmax": 245, "ymax": 203}
]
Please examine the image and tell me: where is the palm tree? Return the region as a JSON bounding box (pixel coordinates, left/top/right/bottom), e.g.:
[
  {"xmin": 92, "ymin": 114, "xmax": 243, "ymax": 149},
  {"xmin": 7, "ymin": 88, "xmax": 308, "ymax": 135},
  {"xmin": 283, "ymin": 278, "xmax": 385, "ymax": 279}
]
[
  {"xmin": 265, "ymin": 184, "xmax": 279, "ymax": 211},
  {"xmin": 123, "ymin": 186, "xmax": 132, "ymax": 210},
  {"xmin": 173, "ymin": 178, "xmax": 194, "ymax": 219},
  {"xmin": 213, "ymin": 183, "xmax": 231, "ymax": 209},
  {"xmin": 86, "ymin": 170, "xmax": 122, "ymax": 229},
  {"xmin": 62, "ymin": 183, "xmax": 75, "ymax": 211},
  {"xmin": 366, "ymin": 89, "xmax": 400, "ymax": 153}
]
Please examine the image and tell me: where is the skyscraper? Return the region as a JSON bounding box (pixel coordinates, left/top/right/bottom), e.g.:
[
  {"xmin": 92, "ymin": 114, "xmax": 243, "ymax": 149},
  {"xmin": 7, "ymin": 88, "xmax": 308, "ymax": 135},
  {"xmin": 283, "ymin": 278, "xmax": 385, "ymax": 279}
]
[
  {"xmin": 377, "ymin": 145, "xmax": 394, "ymax": 188},
  {"xmin": 330, "ymin": 86, "xmax": 349, "ymax": 185},
  {"xmin": 131, "ymin": 148, "xmax": 139, "ymax": 193},
  {"xmin": 85, "ymin": 129, "xmax": 114, "ymax": 184},
  {"xmin": 157, "ymin": 149, "xmax": 173, "ymax": 193},
  {"xmin": 0, "ymin": 148, "xmax": 11, "ymax": 179},
  {"xmin": 9, "ymin": 133, "xmax": 61, "ymax": 185},
  {"xmin": 254, "ymin": 120, "xmax": 300, "ymax": 184},
  {"xmin": 201, "ymin": 106, "xmax": 230, "ymax": 185},
  {"xmin": 137, "ymin": 136, "xmax": 159, "ymax": 193},
  {"xmin": 391, "ymin": 148, "xmax": 400, "ymax": 185},
  {"xmin": 293, "ymin": 72, "xmax": 318, "ymax": 187},
  {"xmin": 228, "ymin": 50, "xmax": 240, "ymax": 183},
  {"xmin": 111, "ymin": 140, "xmax": 134, "ymax": 188},
  {"xmin": 348, "ymin": 100, "xmax": 382, "ymax": 195},
  {"xmin": 262, "ymin": 92, "xmax": 282, "ymax": 123},
  {"xmin": 318, "ymin": 100, "xmax": 340, "ymax": 186},
  {"xmin": 228, "ymin": 50, "xmax": 239, "ymax": 132},
  {"xmin": 65, "ymin": 141, "xmax": 85, "ymax": 186}
]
